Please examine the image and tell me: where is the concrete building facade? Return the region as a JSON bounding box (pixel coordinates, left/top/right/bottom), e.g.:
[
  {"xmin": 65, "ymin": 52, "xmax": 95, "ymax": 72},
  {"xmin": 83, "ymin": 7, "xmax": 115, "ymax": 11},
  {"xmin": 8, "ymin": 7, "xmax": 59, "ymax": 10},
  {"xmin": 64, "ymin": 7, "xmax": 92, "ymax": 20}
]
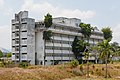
[{"xmin": 11, "ymin": 11, "xmax": 104, "ymax": 65}]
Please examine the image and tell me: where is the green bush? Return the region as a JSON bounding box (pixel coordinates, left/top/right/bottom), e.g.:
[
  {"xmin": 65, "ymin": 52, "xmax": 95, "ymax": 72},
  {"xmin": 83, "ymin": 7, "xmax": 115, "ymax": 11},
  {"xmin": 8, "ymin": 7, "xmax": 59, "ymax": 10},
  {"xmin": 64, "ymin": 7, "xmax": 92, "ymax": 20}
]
[
  {"xmin": 70, "ymin": 59, "xmax": 79, "ymax": 68},
  {"xmin": 0, "ymin": 60, "xmax": 14, "ymax": 68},
  {"xmin": 19, "ymin": 62, "xmax": 29, "ymax": 68}
]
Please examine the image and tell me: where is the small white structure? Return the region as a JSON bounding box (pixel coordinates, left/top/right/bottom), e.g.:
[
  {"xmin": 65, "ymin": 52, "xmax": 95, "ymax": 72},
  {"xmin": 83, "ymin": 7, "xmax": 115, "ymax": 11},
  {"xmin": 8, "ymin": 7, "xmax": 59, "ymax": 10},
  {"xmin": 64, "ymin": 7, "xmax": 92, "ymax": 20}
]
[{"xmin": 11, "ymin": 11, "xmax": 104, "ymax": 65}]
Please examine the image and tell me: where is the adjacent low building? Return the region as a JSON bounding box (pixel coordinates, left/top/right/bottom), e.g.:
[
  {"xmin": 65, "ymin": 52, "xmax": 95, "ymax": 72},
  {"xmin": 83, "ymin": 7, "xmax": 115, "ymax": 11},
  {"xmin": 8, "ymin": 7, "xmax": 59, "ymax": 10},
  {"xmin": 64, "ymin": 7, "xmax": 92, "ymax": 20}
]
[{"xmin": 11, "ymin": 11, "xmax": 104, "ymax": 65}]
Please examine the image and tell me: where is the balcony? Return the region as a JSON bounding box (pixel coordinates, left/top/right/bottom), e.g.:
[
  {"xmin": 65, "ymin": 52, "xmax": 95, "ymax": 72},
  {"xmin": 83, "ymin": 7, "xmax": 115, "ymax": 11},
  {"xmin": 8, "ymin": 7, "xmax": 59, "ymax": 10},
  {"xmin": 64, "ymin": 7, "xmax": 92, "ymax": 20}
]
[
  {"xmin": 15, "ymin": 51, "xmax": 19, "ymax": 53},
  {"xmin": 21, "ymin": 40, "xmax": 27, "ymax": 45},
  {"xmin": 54, "ymin": 50, "xmax": 61, "ymax": 53},
  {"xmin": 62, "ymin": 57, "xmax": 70, "ymax": 60},
  {"xmin": 82, "ymin": 57, "xmax": 95, "ymax": 60},
  {"xmin": 21, "ymin": 32, "xmax": 27, "ymax": 38},
  {"xmin": 53, "ymin": 36, "xmax": 61, "ymax": 40},
  {"xmin": 12, "ymin": 55, "xmax": 19, "ymax": 61},
  {"xmin": 12, "ymin": 40, "xmax": 15, "ymax": 45},
  {"xmin": 15, "ymin": 34, "xmax": 19, "ymax": 38},
  {"xmin": 21, "ymin": 47, "xmax": 27, "ymax": 53},
  {"xmin": 45, "ymin": 56, "xmax": 53, "ymax": 60},
  {"xmin": 12, "ymin": 20, "xmax": 19, "ymax": 24},
  {"xmin": 21, "ymin": 24, "xmax": 27, "ymax": 31},
  {"xmin": 15, "ymin": 43, "xmax": 19, "ymax": 46},
  {"xmin": 90, "ymin": 35, "xmax": 104, "ymax": 40},
  {"xmin": 62, "ymin": 44, "xmax": 69, "ymax": 47},
  {"xmin": 45, "ymin": 50, "xmax": 53, "ymax": 53},
  {"xmin": 54, "ymin": 57, "xmax": 62, "ymax": 60},
  {"xmin": 45, "ymin": 42, "xmax": 53, "ymax": 46},
  {"xmin": 62, "ymin": 50, "xmax": 69, "ymax": 53},
  {"xmin": 21, "ymin": 55, "xmax": 27, "ymax": 60},
  {"xmin": 12, "ymin": 55, "xmax": 15, "ymax": 60},
  {"xmin": 51, "ymin": 29, "xmax": 82, "ymax": 37},
  {"xmin": 21, "ymin": 18, "xmax": 27, "ymax": 24},
  {"xmin": 69, "ymin": 57, "xmax": 74, "ymax": 60},
  {"xmin": 14, "ymin": 28, "xmax": 19, "ymax": 32},
  {"xmin": 54, "ymin": 43, "xmax": 61, "ymax": 47},
  {"xmin": 12, "ymin": 33, "xmax": 15, "ymax": 38}
]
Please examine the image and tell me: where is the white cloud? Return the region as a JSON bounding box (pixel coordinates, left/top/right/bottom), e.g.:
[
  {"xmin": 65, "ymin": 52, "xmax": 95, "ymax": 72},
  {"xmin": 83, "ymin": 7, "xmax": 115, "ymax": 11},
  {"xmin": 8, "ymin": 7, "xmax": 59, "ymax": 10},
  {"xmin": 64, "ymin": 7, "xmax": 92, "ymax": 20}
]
[
  {"xmin": 112, "ymin": 23, "xmax": 120, "ymax": 43},
  {"xmin": 21, "ymin": 0, "xmax": 96, "ymax": 20},
  {"xmin": 3, "ymin": 8, "xmax": 14, "ymax": 16},
  {"xmin": 0, "ymin": 0, "xmax": 4, "ymax": 7},
  {"xmin": 0, "ymin": 0, "xmax": 13, "ymax": 16},
  {"xmin": 0, "ymin": 25, "xmax": 11, "ymax": 50}
]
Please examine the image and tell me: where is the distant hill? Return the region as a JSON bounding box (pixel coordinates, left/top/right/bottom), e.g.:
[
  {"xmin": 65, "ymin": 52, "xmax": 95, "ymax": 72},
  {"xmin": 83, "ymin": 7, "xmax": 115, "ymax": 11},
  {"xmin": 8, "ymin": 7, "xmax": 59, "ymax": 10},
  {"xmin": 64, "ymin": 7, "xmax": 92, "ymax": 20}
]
[{"xmin": 0, "ymin": 47, "xmax": 10, "ymax": 53}]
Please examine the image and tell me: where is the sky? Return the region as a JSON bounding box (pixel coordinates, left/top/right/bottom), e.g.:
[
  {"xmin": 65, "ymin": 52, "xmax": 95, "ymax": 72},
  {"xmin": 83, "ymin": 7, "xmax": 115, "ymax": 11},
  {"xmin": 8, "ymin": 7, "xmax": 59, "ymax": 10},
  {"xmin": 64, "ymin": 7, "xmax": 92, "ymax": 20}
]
[{"xmin": 0, "ymin": 0, "xmax": 120, "ymax": 50}]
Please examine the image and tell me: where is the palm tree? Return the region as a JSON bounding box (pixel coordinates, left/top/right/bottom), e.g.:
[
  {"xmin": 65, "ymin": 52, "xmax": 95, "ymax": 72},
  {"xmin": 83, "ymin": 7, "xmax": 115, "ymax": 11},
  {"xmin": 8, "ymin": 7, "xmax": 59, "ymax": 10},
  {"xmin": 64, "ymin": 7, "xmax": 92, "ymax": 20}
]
[
  {"xmin": 43, "ymin": 13, "xmax": 53, "ymax": 65},
  {"xmin": 44, "ymin": 13, "xmax": 52, "ymax": 28},
  {"xmin": 97, "ymin": 40, "xmax": 112, "ymax": 78}
]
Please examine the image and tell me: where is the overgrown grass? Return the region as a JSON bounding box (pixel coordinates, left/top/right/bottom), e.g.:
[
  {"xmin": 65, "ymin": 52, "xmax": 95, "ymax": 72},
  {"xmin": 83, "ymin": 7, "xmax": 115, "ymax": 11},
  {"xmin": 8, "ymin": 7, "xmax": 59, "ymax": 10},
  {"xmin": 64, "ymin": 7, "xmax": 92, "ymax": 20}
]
[{"xmin": 0, "ymin": 61, "xmax": 119, "ymax": 80}]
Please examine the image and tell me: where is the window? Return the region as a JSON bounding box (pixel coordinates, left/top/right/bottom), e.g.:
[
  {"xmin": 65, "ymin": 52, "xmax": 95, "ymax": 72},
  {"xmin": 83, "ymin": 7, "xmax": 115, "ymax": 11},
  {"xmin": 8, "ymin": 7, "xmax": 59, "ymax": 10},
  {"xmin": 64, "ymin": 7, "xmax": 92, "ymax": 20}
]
[
  {"xmin": 16, "ymin": 55, "xmax": 19, "ymax": 59},
  {"xmin": 22, "ymin": 45, "xmax": 27, "ymax": 47},
  {"xmin": 22, "ymin": 53, "xmax": 27, "ymax": 54},
  {"xmin": 22, "ymin": 38, "xmax": 27, "ymax": 40},
  {"xmin": 75, "ymin": 23, "xmax": 78, "ymax": 27},
  {"xmin": 15, "ymin": 40, "xmax": 19, "ymax": 44},
  {"xmin": 15, "ymin": 26, "xmax": 19, "ymax": 29},
  {"xmin": 15, "ymin": 47, "xmax": 19, "ymax": 51},
  {"xmin": 12, "ymin": 53, "xmax": 15, "ymax": 55},
  {"xmin": 15, "ymin": 32, "xmax": 19, "ymax": 37}
]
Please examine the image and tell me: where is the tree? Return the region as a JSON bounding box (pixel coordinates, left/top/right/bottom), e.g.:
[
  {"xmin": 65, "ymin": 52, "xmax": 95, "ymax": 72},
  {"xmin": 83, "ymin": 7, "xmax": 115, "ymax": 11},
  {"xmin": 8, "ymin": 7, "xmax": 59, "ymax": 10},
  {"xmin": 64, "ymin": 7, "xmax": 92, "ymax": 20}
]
[
  {"xmin": 110, "ymin": 42, "xmax": 119, "ymax": 52},
  {"xmin": 44, "ymin": 13, "xmax": 52, "ymax": 28},
  {"xmin": 84, "ymin": 50, "xmax": 90, "ymax": 77},
  {"xmin": 7, "ymin": 52, "xmax": 12, "ymax": 58},
  {"xmin": 97, "ymin": 40, "xmax": 113, "ymax": 78},
  {"xmin": 0, "ymin": 50, "xmax": 3, "ymax": 58},
  {"xmin": 111, "ymin": 42, "xmax": 120, "ymax": 60},
  {"xmin": 43, "ymin": 30, "xmax": 53, "ymax": 40},
  {"xmin": 71, "ymin": 36, "xmax": 79, "ymax": 59},
  {"xmin": 72, "ymin": 36, "xmax": 89, "ymax": 63},
  {"xmin": 84, "ymin": 45, "xmax": 98, "ymax": 78},
  {"xmin": 101, "ymin": 27, "xmax": 112, "ymax": 42},
  {"xmin": 79, "ymin": 23, "xmax": 94, "ymax": 41},
  {"xmin": 43, "ymin": 13, "xmax": 53, "ymax": 65}
]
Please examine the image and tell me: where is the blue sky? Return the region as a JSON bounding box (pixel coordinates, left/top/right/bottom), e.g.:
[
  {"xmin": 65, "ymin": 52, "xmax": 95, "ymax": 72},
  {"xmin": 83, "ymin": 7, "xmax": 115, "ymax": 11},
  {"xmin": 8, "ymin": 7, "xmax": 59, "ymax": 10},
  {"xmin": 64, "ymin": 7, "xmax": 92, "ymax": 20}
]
[{"xmin": 0, "ymin": 0, "xmax": 120, "ymax": 50}]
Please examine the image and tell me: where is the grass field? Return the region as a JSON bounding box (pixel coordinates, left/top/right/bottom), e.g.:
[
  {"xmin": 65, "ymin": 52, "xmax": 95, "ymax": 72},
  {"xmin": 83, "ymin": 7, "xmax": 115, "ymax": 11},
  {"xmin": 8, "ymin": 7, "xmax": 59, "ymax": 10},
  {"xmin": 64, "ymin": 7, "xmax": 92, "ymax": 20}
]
[{"xmin": 0, "ymin": 62, "xmax": 119, "ymax": 80}]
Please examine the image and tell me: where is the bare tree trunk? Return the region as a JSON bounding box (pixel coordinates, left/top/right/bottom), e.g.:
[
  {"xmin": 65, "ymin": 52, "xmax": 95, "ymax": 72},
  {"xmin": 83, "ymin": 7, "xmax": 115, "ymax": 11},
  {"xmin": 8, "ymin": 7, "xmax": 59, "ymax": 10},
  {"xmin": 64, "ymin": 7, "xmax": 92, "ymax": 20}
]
[
  {"xmin": 87, "ymin": 60, "xmax": 89, "ymax": 78},
  {"xmin": 87, "ymin": 38, "xmax": 89, "ymax": 78}
]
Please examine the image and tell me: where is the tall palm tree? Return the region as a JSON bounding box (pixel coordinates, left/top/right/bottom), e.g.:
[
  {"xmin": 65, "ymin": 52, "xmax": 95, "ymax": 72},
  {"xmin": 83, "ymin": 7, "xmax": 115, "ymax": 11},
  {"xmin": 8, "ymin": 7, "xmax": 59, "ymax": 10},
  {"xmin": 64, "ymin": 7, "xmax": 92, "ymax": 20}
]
[
  {"xmin": 43, "ymin": 13, "xmax": 53, "ymax": 65},
  {"xmin": 97, "ymin": 40, "xmax": 112, "ymax": 78}
]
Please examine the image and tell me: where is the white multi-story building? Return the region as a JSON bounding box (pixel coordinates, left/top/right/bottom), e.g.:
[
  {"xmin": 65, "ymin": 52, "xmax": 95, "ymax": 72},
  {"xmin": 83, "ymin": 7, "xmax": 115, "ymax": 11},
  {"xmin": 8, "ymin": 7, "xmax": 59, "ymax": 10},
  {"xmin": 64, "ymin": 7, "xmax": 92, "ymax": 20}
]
[{"xmin": 11, "ymin": 11, "xmax": 104, "ymax": 65}]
